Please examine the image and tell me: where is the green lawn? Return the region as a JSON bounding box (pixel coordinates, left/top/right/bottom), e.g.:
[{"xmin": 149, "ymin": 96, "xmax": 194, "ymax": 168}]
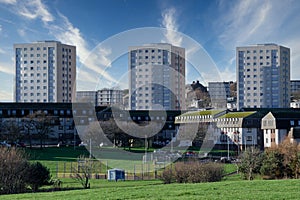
[
  {"xmin": 25, "ymin": 146, "xmax": 238, "ymax": 178},
  {"xmin": 1, "ymin": 179, "xmax": 300, "ymax": 199},
  {"xmin": 2, "ymin": 147, "xmax": 298, "ymax": 199}
]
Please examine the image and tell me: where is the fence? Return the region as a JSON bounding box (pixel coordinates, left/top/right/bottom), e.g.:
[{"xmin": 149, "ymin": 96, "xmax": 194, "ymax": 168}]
[{"xmin": 51, "ymin": 160, "xmax": 167, "ymax": 180}]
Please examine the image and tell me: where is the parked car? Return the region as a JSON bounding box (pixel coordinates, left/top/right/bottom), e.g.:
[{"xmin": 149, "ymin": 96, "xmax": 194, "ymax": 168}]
[
  {"xmin": 10, "ymin": 142, "xmax": 26, "ymax": 148},
  {"xmin": 0, "ymin": 141, "xmax": 11, "ymax": 148},
  {"xmin": 79, "ymin": 142, "xmax": 88, "ymax": 147},
  {"xmin": 220, "ymin": 157, "xmax": 232, "ymax": 163}
]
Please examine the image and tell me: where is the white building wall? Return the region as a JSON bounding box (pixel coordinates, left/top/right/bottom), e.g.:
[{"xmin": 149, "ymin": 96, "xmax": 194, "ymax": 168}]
[
  {"xmin": 129, "ymin": 43, "xmax": 185, "ymax": 110},
  {"xmin": 236, "ymin": 44, "xmax": 290, "ymax": 110},
  {"xmin": 14, "ymin": 41, "xmax": 76, "ymax": 103}
]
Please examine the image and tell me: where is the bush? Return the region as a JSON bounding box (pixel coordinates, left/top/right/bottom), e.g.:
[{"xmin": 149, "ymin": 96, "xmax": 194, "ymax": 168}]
[
  {"xmin": 174, "ymin": 162, "xmax": 189, "ymax": 183},
  {"xmin": 160, "ymin": 161, "xmax": 224, "ymax": 184},
  {"xmin": 0, "ymin": 148, "xmax": 51, "ymax": 194},
  {"xmin": 0, "ymin": 148, "xmax": 29, "ymax": 194},
  {"xmin": 238, "ymin": 148, "xmax": 263, "ymax": 180},
  {"xmin": 160, "ymin": 167, "xmax": 174, "ymax": 184},
  {"xmin": 24, "ymin": 162, "xmax": 51, "ymax": 192}
]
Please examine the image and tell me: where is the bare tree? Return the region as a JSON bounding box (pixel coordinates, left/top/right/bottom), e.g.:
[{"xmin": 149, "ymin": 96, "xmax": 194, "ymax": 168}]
[
  {"xmin": 0, "ymin": 148, "xmax": 28, "ymax": 194},
  {"xmin": 0, "ymin": 119, "xmax": 23, "ymax": 144},
  {"xmin": 71, "ymin": 155, "xmax": 93, "ymax": 189},
  {"xmin": 23, "ymin": 111, "xmax": 52, "ymax": 149}
]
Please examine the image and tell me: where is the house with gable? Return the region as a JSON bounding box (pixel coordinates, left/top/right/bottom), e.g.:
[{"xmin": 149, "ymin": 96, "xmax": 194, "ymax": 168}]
[{"xmin": 261, "ymin": 110, "xmax": 300, "ymax": 148}]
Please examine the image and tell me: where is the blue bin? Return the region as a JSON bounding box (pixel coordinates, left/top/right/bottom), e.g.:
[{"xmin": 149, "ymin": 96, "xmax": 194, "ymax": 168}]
[{"xmin": 107, "ymin": 169, "xmax": 125, "ymax": 181}]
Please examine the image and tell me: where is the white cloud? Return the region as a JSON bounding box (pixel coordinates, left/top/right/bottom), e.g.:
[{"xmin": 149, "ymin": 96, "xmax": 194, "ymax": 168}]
[
  {"xmin": 17, "ymin": 28, "xmax": 26, "ymax": 37},
  {"xmin": 0, "ymin": 61, "xmax": 14, "ymax": 74},
  {"xmin": 17, "ymin": 0, "xmax": 54, "ymax": 23},
  {"xmin": 216, "ymin": 0, "xmax": 298, "ymax": 49},
  {"xmin": 0, "ymin": 90, "xmax": 13, "ymax": 102},
  {"xmin": 218, "ymin": 67, "xmax": 236, "ymax": 82},
  {"xmin": 161, "ymin": 7, "xmax": 183, "ymax": 46},
  {"xmin": 0, "ymin": 48, "xmax": 5, "ymax": 54},
  {"xmin": 0, "ymin": 0, "xmax": 16, "ymax": 4},
  {"xmin": 48, "ymin": 13, "xmax": 117, "ymax": 85},
  {"xmin": 213, "ymin": 0, "xmax": 300, "ymax": 81}
]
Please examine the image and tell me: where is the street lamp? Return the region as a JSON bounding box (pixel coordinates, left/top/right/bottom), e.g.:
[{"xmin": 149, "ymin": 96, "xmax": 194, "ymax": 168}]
[{"xmin": 227, "ymin": 135, "xmax": 230, "ymax": 160}]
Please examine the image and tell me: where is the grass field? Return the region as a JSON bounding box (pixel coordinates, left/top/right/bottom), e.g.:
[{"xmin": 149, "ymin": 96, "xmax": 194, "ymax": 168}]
[
  {"xmin": 25, "ymin": 146, "xmax": 238, "ymax": 178},
  {"xmin": 2, "ymin": 147, "xmax": 299, "ymax": 199},
  {"xmin": 1, "ymin": 179, "xmax": 300, "ymax": 199}
]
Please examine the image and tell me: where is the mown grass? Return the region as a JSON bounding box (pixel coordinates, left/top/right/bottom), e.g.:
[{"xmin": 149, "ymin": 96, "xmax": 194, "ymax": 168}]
[
  {"xmin": 25, "ymin": 146, "xmax": 238, "ymax": 178},
  {"xmin": 2, "ymin": 147, "xmax": 298, "ymax": 199},
  {"xmin": 1, "ymin": 179, "xmax": 300, "ymax": 199}
]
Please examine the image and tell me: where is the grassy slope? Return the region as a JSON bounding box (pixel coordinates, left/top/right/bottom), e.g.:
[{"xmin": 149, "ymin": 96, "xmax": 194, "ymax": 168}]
[
  {"xmin": 2, "ymin": 147, "xmax": 299, "ymax": 199},
  {"xmin": 1, "ymin": 179, "xmax": 299, "ymax": 200}
]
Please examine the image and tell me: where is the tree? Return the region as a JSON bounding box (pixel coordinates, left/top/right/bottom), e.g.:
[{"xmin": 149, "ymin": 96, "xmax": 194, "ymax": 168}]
[
  {"xmin": 24, "ymin": 162, "xmax": 51, "ymax": 192},
  {"xmin": 238, "ymin": 147, "xmax": 263, "ymax": 180},
  {"xmin": 0, "ymin": 148, "xmax": 51, "ymax": 194},
  {"xmin": 71, "ymin": 155, "xmax": 93, "ymax": 189},
  {"xmin": 0, "ymin": 148, "xmax": 28, "ymax": 194},
  {"xmin": 277, "ymin": 137, "xmax": 300, "ymax": 178},
  {"xmin": 0, "ymin": 119, "xmax": 23, "ymax": 143},
  {"xmin": 23, "ymin": 111, "xmax": 52, "ymax": 149},
  {"xmin": 260, "ymin": 149, "xmax": 284, "ymax": 179}
]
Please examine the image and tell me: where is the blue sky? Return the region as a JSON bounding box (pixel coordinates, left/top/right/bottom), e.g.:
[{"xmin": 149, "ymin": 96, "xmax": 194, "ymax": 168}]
[{"xmin": 1, "ymin": 0, "xmax": 300, "ymax": 101}]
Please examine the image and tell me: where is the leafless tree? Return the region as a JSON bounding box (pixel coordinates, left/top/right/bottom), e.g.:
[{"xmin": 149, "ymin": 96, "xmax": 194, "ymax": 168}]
[
  {"xmin": 23, "ymin": 111, "xmax": 53, "ymax": 149},
  {"xmin": 0, "ymin": 119, "xmax": 23, "ymax": 143},
  {"xmin": 71, "ymin": 155, "xmax": 93, "ymax": 189}
]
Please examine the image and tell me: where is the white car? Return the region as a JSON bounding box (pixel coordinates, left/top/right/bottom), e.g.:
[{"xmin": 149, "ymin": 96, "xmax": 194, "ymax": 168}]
[{"xmin": 79, "ymin": 142, "xmax": 88, "ymax": 147}]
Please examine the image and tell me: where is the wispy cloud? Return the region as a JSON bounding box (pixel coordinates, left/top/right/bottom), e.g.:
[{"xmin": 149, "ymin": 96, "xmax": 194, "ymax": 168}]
[
  {"xmin": 0, "ymin": 0, "xmax": 16, "ymax": 4},
  {"xmin": 17, "ymin": 28, "xmax": 26, "ymax": 37},
  {"xmin": 16, "ymin": 0, "xmax": 54, "ymax": 23},
  {"xmin": 0, "ymin": 90, "xmax": 13, "ymax": 102},
  {"xmin": 0, "ymin": 0, "xmax": 117, "ymax": 85},
  {"xmin": 0, "ymin": 48, "xmax": 5, "ymax": 54},
  {"xmin": 161, "ymin": 7, "xmax": 182, "ymax": 46},
  {"xmin": 212, "ymin": 0, "xmax": 300, "ymax": 80},
  {"xmin": 0, "ymin": 61, "xmax": 14, "ymax": 74},
  {"xmin": 48, "ymin": 13, "xmax": 117, "ymax": 84}
]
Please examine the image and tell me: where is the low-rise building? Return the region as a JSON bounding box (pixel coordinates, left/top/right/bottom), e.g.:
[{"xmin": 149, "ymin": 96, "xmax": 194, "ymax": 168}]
[{"xmin": 261, "ymin": 110, "xmax": 300, "ymax": 148}]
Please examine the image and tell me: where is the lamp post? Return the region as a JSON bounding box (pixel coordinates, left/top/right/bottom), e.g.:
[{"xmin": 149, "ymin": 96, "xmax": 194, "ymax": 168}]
[{"xmin": 227, "ymin": 136, "xmax": 230, "ymax": 160}]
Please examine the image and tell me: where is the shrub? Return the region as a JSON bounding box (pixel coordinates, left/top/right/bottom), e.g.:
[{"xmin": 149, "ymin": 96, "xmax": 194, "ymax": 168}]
[
  {"xmin": 238, "ymin": 148, "xmax": 263, "ymax": 180},
  {"xmin": 174, "ymin": 162, "xmax": 189, "ymax": 183},
  {"xmin": 24, "ymin": 162, "xmax": 51, "ymax": 192},
  {"xmin": 0, "ymin": 148, "xmax": 29, "ymax": 194},
  {"xmin": 160, "ymin": 167, "xmax": 175, "ymax": 184},
  {"xmin": 0, "ymin": 148, "xmax": 52, "ymax": 194},
  {"xmin": 160, "ymin": 161, "xmax": 224, "ymax": 184}
]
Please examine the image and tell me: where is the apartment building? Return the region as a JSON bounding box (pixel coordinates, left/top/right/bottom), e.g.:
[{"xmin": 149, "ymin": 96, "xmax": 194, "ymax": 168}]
[
  {"xmin": 14, "ymin": 41, "xmax": 76, "ymax": 103},
  {"xmin": 208, "ymin": 82, "xmax": 231, "ymax": 109},
  {"xmin": 236, "ymin": 44, "xmax": 290, "ymax": 110},
  {"xmin": 129, "ymin": 43, "xmax": 185, "ymax": 110}
]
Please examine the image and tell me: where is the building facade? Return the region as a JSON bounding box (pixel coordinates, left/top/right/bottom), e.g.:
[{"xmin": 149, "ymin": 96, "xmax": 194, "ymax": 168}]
[
  {"xmin": 208, "ymin": 82, "xmax": 231, "ymax": 109},
  {"xmin": 96, "ymin": 89, "xmax": 124, "ymax": 106},
  {"xmin": 236, "ymin": 44, "xmax": 290, "ymax": 110},
  {"xmin": 76, "ymin": 89, "xmax": 124, "ymax": 107},
  {"xmin": 14, "ymin": 41, "xmax": 76, "ymax": 103},
  {"xmin": 129, "ymin": 43, "xmax": 185, "ymax": 110},
  {"xmin": 291, "ymin": 80, "xmax": 300, "ymax": 94},
  {"xmin": 76, "ymin": 91, "xmax": 97, "ymax": 105}
]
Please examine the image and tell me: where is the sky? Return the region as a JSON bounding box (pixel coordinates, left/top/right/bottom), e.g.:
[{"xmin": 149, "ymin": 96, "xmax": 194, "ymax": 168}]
[{"xmin": 1, "ymin": 0, "xmax": 300, "ymax": 102}]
